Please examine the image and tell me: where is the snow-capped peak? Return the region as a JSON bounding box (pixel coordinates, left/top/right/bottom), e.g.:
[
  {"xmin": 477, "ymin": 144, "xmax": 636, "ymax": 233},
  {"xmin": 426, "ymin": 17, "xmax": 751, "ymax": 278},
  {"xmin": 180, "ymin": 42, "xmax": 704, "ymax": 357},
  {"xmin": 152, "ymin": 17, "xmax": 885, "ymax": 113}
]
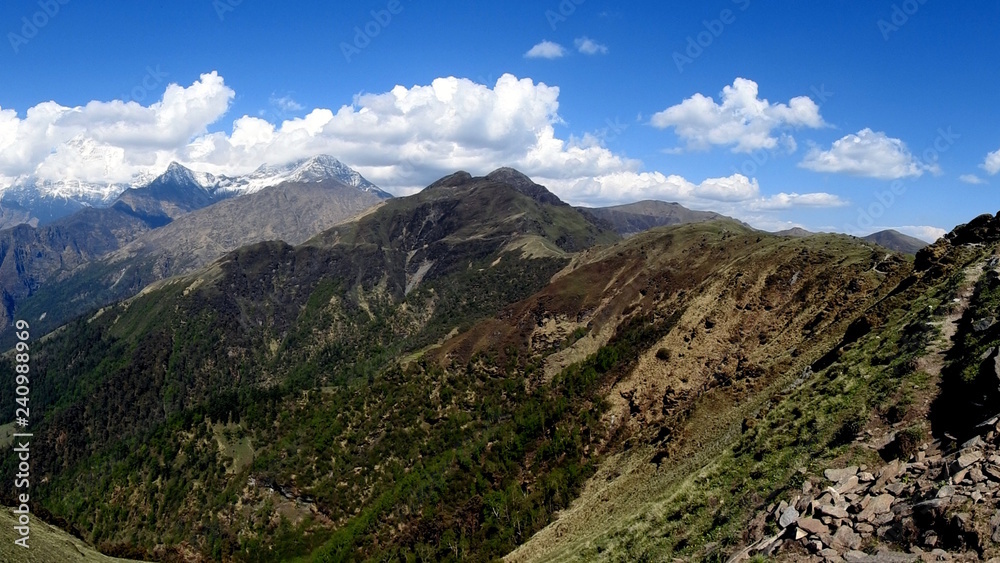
[
  {"xmin": 155, "ymin": 162, "xmax": 219, "ymax": 190},
  {"xmin": 160, "ymin": 162, "xmax": 197, "ymax": 185},
  {"xmin": 211, "ymin": 155, "xmax": 388, "ymax": 197},
  {"xmin": 0, "ymin": 155, "xmax": 390, "ymax": 226}
]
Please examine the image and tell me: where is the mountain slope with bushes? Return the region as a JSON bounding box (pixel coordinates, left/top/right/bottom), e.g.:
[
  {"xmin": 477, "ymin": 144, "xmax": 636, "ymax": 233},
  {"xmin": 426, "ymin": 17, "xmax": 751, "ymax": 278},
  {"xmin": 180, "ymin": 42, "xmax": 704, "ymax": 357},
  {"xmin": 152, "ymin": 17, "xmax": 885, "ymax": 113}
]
[{"xmin": 4, "ymin": 168, "xmax": 999, "ymax": 562}]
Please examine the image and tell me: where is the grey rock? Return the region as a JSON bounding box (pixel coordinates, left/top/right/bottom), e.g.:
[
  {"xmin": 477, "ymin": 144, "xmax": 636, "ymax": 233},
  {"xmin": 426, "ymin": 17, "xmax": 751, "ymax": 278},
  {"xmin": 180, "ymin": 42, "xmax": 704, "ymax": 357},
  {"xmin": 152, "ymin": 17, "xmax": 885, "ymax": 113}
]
[
  {"xmin": 859, "ymin": 493, "xmax": 895, "ymax": 522},
  {"xmin": 874, "ymin": 512, "xmax": 897, "ymax": 526},
  {"xmin": 773, "ymin": 500, "xmax": 788, "ymax": 521},
  {"xmin": 817, "ymin": 504, "xmax": 850, "ymax": 519},
  {"xmin": 779, "ymin": 506, "xmax": 800, "ymax": 528},
  {"xmin": 836, "ymin": 475, "xmax": 862, "ymax": 495},
  {"xmin": 936, "ymin": 485, "xmax": 956, "ymax": 498},
  {"xmin": 874, "ymin": 550, "xmax": 920, "ymax": 563},
  {"xmin": 844, "ymin": 550, "xmax": 920, "ymax": 563},
  {"xmin": 832, "ymin": 525, "xmax": 862, "ymax": 550},
  {"xmin": 973, "ymin": 317, "xmax": 996, "ymax": 332},
  {"xmin": 886, "ymin": 482, "xmax": 907, "ymax": 495},
  {"xmin": 855, "ymin": 522, "xmax": 874, "ymax": 534},
  {"xmin": 961, "ymin": 435, "xmax": 984, "ymax": 450},
  {"xmin": 825, "ymin": 466, "xmax": 860, "ymax": 484}
]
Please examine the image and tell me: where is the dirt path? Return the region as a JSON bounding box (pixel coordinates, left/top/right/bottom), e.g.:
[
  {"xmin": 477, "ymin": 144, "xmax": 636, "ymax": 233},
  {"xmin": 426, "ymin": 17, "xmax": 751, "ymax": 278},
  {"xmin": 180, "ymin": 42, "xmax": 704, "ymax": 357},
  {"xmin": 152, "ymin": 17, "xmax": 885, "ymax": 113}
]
[{"xmin": 918, "ymin": 260, "xmax": 987, "ymax": 377}]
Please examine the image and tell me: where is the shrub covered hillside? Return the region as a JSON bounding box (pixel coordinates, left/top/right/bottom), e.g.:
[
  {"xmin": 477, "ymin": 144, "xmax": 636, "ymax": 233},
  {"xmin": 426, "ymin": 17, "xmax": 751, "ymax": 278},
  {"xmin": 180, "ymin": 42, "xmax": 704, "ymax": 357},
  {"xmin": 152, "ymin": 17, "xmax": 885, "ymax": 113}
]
[{"xmin": 511, "ymin": 213, "xmax": 1000, "ymax": 562}]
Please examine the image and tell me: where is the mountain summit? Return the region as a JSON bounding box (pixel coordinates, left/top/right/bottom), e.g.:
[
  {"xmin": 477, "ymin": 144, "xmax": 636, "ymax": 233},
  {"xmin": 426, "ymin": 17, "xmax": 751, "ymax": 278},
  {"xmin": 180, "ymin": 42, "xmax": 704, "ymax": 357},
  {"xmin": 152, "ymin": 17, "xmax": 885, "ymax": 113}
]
[
  {"xmin": 211, "ymin": 155, "xmax": 392, "ymax": 197},
  {"xmin": 484, "ymin": 167, "xmax": 566, "ymax": 206},
  {"xmin": 0, "ymin": 155, "xmax": 390, "ymax": 228}
]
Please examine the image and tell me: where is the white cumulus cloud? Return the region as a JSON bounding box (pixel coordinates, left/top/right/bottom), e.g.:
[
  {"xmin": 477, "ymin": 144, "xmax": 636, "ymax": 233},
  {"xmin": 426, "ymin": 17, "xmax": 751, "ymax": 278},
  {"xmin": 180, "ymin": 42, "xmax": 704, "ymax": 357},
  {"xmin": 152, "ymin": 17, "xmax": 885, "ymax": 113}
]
[
  {"xmin": 546, "ymin": 171, "xmax": 846, "ymax": 212},
  {"xmin": 575, "ymin": 37, "xmax": 608, "ymax": 55},
  {"xmin": 0, "ymin": 71, "xmax": 847, "ymax": 226},
  {"xmin": 800, "ymin": 128, "xmax": 939, "ymax": 180},
  {"xmin": 525, "ymin": 41, "xmax": 566, "ymax": 59},
  {"xmin": 650, "ymin": 78, "xmax": 826, "ymax": 153},
  {"xmin": 751, "ymin": 192, "xmax": 849, "ymax": 210},
  {"xmin": 556, "ymin": 172, "xmax": 759, "ymax": 207},
  {"xmin": 984, "ymin": 147, "xmax": 1000, "ymax": 175},
  {"xmin": 0, "ymin": 71, "xmax": 234, "ymax": 183}
]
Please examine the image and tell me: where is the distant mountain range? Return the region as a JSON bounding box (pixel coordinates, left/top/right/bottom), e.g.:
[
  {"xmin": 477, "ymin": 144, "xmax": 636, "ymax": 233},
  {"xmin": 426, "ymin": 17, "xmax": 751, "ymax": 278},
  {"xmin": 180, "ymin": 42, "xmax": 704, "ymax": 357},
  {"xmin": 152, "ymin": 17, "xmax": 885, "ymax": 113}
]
[
  {"xmin": 0, "ymin": 154, "xmax": 391, "ymax": 230},
  {"xmin": 0, "ymin": 156, "xmax": 392, "ymax": 341},
  {"xmin": 775, "ymin": 226, "xmax": 930, "ymax": 255},
  {"xmin": 578, "ymin": 200, "xmax": 728, "ymax": 236},
  {"xmin": 861, "ymin": 228, "xmax": 929, "ymax": 255}
]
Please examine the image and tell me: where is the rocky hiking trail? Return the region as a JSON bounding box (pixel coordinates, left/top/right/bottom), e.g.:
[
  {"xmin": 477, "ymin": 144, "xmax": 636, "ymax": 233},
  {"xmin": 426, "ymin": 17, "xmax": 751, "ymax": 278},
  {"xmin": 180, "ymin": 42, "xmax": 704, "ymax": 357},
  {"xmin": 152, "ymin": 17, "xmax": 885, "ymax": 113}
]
[
  {"xmin": 918, "ymin": 260, "xmax": 987, "ymax": 379},
  {"xmin": 733, "ymin": 257, "xmax": 1000, "ymax": 562}
]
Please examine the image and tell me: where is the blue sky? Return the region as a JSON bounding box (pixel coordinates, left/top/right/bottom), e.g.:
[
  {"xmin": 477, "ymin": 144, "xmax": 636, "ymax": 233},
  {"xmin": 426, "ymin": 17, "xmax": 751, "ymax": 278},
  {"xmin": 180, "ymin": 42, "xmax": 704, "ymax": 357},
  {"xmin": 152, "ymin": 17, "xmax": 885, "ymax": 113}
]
[{"xmin": 0, "ymin": 0, "xmax": 998, "ymax": 240}]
